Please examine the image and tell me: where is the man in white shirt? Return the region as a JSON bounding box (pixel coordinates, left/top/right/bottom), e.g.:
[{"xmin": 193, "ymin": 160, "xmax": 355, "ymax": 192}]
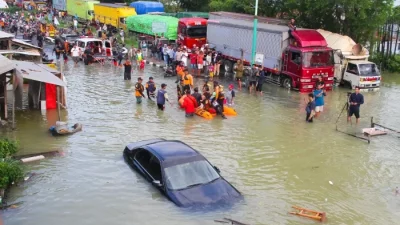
[
  {"xmin": 119, "ymin": 29, "xmax": 124, "ymax": 43},
  {"xmin": 71, "ymin": 44, "xmax": 81, "ymax": 65},
  {"xmin": 181, "ymin": 49, "xmax": 188, "ymax": 67},
  {"xmin": 73, "ymin": 18, "xmax": 78, "ymax": 31}
]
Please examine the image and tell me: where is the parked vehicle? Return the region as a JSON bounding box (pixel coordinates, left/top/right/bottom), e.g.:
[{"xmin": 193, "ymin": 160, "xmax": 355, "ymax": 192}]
[
  {"xmin": 177, "ymin": 17, "xmax": 207, "ymax": 49},
  {"xmin": 126, "ymin": 14, "xmax": 178, "ymax": 41},
  {"xmin": 75, "ymin": 37, "xmax": 112, "ymax": 57},
  {"xmin": 317, "ymin": 29, "xmax": 380, "ymax": 91},
  {"xmin": 52, "ymin": 0, "xmax": 66, "ymax": 12},
  {"xmin": 94, "ymin": 3, "xmax": 136, "ymax": 30},
  {"xmin": 129, "ymin": 1, "xmax": 164, "ymax": 15},
  {"xmin": 207, "ymin": 17, "xmax": 335, "ymax": 92},
  {"xmin": 67, "ymin": 0, "xmax": 99, "ymax": 22},
  {"xmin": 123, "ymin": 139, "xmax": 242, "ymax": 207},
  {"xmin": 176, "ymin": 12, "xmax": 209, "ymax": 19}
]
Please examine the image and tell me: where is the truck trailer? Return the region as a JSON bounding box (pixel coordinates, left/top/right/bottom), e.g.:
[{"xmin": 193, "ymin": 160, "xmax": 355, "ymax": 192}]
[
  {"xmin": 94, "ymin": 3, "xmax": 136, "ymax": 30},
  {"xmin": 67, "ymin": 0, "xmax": 99, "ymax": 22},
  {"xmin": 317, "ymin": 29, "xmax": 380, "ymax": 91},
  {"xmin": 207, "ymin": 18, "xmax": 335, "ymax": 92}
]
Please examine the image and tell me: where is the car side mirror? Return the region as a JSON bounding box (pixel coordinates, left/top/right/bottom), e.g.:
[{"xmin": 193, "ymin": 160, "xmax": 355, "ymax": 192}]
[
  {"xmin": 214, "ymin": 166, "xmax": 220, "ymax": 173},
  {"xmin": 153, "ymin": 180, "xmax": 162, "ymax": 187}
]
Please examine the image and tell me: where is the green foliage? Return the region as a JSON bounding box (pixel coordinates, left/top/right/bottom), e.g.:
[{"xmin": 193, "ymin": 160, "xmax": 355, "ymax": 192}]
[
  {"xmin": 0, "ymin": 139, "xmax": 18, "ymax": 159},
  {"xmin": 0, "ymin": 139, "xmax": 23, "ymax": 190},
  {"xmin": 179, "ymin": 0, "xmax": 210, "ymax": 12},
  {"xmin": 0, "ymin": 159, "xmax": 24, "ymax": 189},
  {"xmin": 0, "ymin": 6, "xmax": 22, "ymax": 14}
]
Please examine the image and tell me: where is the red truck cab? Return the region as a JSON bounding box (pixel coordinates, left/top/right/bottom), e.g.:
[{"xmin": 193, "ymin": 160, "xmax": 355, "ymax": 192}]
[
  {"xmin": 281, "ymin": 30, "xmax": 334, "ymax": 92},
  {"xmin": 177, "ymin": 18, "xmax": 207, "ymax": 49}
]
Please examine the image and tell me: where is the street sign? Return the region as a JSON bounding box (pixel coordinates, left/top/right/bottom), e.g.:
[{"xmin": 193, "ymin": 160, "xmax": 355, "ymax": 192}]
[
  {"xmin": 152, "ymin": 22, "xmax": 166, "ymax": 34},
  {"xmin": 255, "ymin": 53, "xmax": 264, "ymax": 65}
]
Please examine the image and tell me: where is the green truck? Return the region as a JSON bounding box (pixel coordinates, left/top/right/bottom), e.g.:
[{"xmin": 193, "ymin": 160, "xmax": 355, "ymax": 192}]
[
  {"xmin": 67, "ymin": 0, "xmax": 99, "ymax": 22},
  {"xmin": 126, "ymin": 14, "xmax": 179, "ymax": 40}
]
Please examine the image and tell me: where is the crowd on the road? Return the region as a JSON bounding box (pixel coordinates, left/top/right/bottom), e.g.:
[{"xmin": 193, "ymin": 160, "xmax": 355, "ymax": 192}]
[{"xmin": 0, "ymin": 8, "xmax": 365, "ymax": 123}]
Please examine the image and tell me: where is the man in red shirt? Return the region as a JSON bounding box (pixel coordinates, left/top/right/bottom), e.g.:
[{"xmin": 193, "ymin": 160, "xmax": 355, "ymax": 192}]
[
  {"xmin": 182, "ymin": 90, "xmax": 197, "ymax": 117},
  {"xmin": 190, "ymin": 51, "xmax": 198, "ymax": 74}
]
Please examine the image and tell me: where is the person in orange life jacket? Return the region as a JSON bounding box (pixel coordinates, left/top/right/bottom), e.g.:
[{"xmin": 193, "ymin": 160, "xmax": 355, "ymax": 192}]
[
  {"xmin": 145, "ymin": 77, "xmax": 156, "ymax": 99},
  {"xmin": 134, "ymin": 77, "xmax": 146, "ymax": 104},
  {"xmin": 156, "ymin": 83, "xmax": 171, "ymax": 111},
  {"xmin": 182, "ymin": 69, "xmax": 193, "ymax": 92},
  {"xmin": 182, "ymin": 90, "xmax": 197, "ymax": 117},
  {"xmin": 175, "ymin": 61, "xmax": 185, "ymax": 83},
  {"xmin": 211, "ymin": 81, "xmax": 227, "ymax": 119}
]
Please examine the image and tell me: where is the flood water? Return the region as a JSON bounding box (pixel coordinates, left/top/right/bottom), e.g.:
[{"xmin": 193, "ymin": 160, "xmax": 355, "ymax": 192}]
[{"xmin": 2, "ymin": 54, "xmax": 400, "ymax": 224}]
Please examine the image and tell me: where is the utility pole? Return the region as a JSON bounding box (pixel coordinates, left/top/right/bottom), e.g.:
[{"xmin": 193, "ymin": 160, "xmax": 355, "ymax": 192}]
[{"xmin": 251, "ymin": 0, "xmax": 259, "ymax": 64}]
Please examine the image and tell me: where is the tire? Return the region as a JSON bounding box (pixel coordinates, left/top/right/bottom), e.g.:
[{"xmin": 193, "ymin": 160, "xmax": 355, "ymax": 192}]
[
  {"xmin": 282, "ymin": 77, "xmax": 292, "ymax": 89},
  {"xmin": 223, "ymin": 60, "xmax": 233, "ymax": 73},
  {"xmin": 232, "ymin": 62, "xmax": 238, "ymax": 74}
]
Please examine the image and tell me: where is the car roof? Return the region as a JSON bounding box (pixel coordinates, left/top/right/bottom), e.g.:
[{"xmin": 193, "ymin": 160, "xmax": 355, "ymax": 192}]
[
  {"xmin": 76, "ymin": 38, "xmax": 102, "ymax": 42},
  {"xmin": 146, "ymin": 140, "xmax": 199, "ymax": 161}
]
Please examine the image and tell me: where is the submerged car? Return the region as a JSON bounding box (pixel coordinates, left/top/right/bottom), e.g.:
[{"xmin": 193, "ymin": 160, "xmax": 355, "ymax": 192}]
[{"xmin": 123, "ymin": 139, "xmax": 242, "ymax": 207}]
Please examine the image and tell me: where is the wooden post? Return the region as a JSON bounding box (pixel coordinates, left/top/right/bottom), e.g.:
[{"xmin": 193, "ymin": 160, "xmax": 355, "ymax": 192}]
[
  {"xmin": 57, "ymin": 86, "xmax": 61, "ymax": 121},
  {"xmin": 7, "ymin": 39, "xmax": 12, "ymax": 60},
  {"xmin": 3, "ymin": 80, "xmax": 6, "ymax": 120},
  {"xmin": 12, "ymin": 72, "xmax": 15, "ymax": 130},
  {"xmin": 371, "ymin": 117, "xmax": 374, "ymax": 128}
]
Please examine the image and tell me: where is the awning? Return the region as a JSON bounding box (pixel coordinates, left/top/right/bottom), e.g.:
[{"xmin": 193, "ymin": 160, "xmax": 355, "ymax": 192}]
[
  {"xmin": 0, "ymin": 49, "xmax": 41, "ymax": 56},
  {"xmin": 0, "ymin": 55, "xmax": 15, "ymax": 74},
  {"xmin": 12, "ymin": 38, "xmax": 42, "ymax": 50},
  {"xmin": 13, "ymin": 61, "xmax": 66, "ymax": 87}
]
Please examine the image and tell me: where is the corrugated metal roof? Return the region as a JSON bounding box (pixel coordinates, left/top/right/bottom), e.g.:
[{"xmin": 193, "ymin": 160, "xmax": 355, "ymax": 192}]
[
  {"xmin": 12, "ymin": 38, "xmax": 42, "ymax": 50},
  {"xmin": 208, "ymin": 18, "xmax": 289, "ymax": 34},
  {"xmin": 0, "ymin": 55, "xmax": 15, "ymax": 74},
  {"xmin": 0, "ymin": 31, "xmax": 15, "ymax": 39},
  {"xmin": 13, "ymin": 61, "xmax": 66, "ymax": 86}
]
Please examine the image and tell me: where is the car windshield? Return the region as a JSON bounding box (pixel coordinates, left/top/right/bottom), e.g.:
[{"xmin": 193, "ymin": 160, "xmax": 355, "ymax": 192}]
[
  {"xmin": 119, "ymin": 17, "xmax": 126, "ymax": 24},
  {"xmin": 88, "ymin": 10, "xmax": 94, "ymax": 16},
  {"xmin": 187, "ymin": 26, "xmax": 207, "ymax": 38},
  {"xmin": 302, "ymin": 51, "xmax": 334, "ymax": 68},
  {"xmin": 164, "ymin": 160, "xmax": 220, "ymax": 190},
  {"xmin": 358, "ymin": 63, "xmax": 380, "ymax": 76}
]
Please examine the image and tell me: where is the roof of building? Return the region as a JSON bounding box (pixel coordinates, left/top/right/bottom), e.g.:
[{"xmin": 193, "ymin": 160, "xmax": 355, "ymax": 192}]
[
  {"xmin": 14, "ymin": 61, "xmax": 66, "ymax": 86},
  {"xmin": 12, "ymin": 38, "xmax": 42, "ymax": 50},
  {"xmin": 0, "ymin": 31, "xmax": 15, "ymax": 39},
  {"xmin": 0, "ymin": 55, "xmax": 15, "ymax": 74},
  {"xmin": 146, "ymin": 141, "xmax": 199, "ymax": 161}
]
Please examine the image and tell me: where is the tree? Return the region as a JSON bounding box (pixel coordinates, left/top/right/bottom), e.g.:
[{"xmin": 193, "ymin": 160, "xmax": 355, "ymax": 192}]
[
  {"xmin": 208, "ymin": 0, "xmax": 283, "ymax": 18},
  {"xmin": 280, "ymin": 0, "xmax": 394, "ymax": 45},
  {"xmin": 179, "ymin": 0, "xmax": 210, "ymax": 12}
]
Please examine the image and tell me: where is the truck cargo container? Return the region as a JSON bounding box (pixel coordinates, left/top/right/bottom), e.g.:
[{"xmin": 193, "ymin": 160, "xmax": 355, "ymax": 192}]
[
  {"xmin": 67, "ymin": 0, "xmax": 99, "ymax": 22},
  {"xmin": 94, "ymin": 3, "xmax": 136, "ymax": 30},
  {"xmin": 207, "ymin": 18, "xmax": 335, "ymax": 92},
  {"xmin": 126, "ymin": 15, "xmax": 178, "ymax": 40},
  {"xmin": 209, "ymin": 11, "xmax": 286, "ymax": 25},
  {"xmin": 129, "ymin": 1, "xmax": 164, "ymax": 15},
  {"xmin": 317, "ymin": 29, "xmax": 380, "ymax": 91}
]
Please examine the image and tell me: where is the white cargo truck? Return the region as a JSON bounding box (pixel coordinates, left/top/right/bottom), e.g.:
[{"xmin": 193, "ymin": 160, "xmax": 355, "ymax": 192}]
[{"xmin": 317, "ymin": 29, "xmax": 381, "ymax": 91}]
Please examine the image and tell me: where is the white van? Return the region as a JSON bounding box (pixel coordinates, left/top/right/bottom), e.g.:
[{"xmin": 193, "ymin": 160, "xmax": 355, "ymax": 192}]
[
  {"xmin": 343, "ymin": 61, "xmax": 381, "ymax": 91},
  {"xmin": 75, "ymin": 38, "xmax": 112, "ymax": 58}
]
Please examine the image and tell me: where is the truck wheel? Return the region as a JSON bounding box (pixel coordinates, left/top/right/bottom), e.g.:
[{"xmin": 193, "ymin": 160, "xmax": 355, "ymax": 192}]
[
  {"xmin": 223, "ymin": 60, "xmax": 233, "ymax": 73},
  {"xmin": 232, "ymin": 62, "xmax": 238, "ymax": 74},
  {"xmin": 282, "ymin": 77, "xmax": 292, "ymax": 89}
]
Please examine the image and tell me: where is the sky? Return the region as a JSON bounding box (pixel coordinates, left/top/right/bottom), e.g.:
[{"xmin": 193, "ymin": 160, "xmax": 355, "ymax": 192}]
[{"xmin": 396, "ymin": 0, "xmax": 400, "ymax": 6}]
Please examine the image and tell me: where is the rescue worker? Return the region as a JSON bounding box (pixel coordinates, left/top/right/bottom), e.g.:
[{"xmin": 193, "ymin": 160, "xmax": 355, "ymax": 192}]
[
  {"xmin": 182, "ymin": 69, "xmax": 193, "ymax": 92},
  {"xmin": 211, "ymin": 81, "xmax": 227, "ymax": 119},
  {"xmin": 145, "ymin": 77, "xmax": 156, "ymax": 99},
  {"xmin": 182, "ymin": 90, "xmax": 197, "ymax": 117},
  {"xmin": 134, "ymin": 77, "xmax": 146, "ymax": 104}
]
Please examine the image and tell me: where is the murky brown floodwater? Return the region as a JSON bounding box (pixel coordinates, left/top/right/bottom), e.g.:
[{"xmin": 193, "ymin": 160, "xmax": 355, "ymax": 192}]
[{"xmin": 2, "ymin": 48, "xmax": 400, "ymax": 224}]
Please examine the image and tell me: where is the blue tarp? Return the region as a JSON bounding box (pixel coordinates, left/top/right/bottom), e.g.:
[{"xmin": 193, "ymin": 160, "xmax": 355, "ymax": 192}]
[{"xmin": 129, "ymin": 1, "xmax": 164, "ymax": 15}]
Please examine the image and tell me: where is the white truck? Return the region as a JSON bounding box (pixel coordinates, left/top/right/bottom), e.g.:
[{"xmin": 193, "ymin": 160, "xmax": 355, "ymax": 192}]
[{"xmin": 317, "ymin": 29, "xmax": 381, "ymax": 91}]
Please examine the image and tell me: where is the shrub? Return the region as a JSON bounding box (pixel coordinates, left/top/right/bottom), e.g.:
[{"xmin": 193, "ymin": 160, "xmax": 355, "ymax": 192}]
[
  {"xmin": 0, "ymin": 139, "xmax": 18, "ymax": 159},
  {"xmin": 0, "ymin": 160, "xmax": 24, "ymax": 189},
  {"xmin": 0, "ymin": 139, "xmax": 23, "ymax": 190}
]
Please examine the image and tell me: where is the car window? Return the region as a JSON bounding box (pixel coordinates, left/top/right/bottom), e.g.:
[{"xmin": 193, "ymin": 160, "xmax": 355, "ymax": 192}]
[
  {"xmin": 346, "ymin": 63, "xmax": 359, "ymax": 75},
  {"xmin": 104, "ymin": 41, "xmax": 111, "ymax": 48},
  {"xmin": 164, "ymin": 160, "xmax": 220, "ymax": 190},
  {"xmin": 134, "ymin": 149, "xmax": 162, "ymax": 181},
  {"xmin": 78, "ymin": 41, "xmax": 85, "ymax": 48}
]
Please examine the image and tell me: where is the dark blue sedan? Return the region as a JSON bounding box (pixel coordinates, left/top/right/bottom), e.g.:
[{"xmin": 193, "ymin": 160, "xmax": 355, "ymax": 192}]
[{"xmin": 123, "ymin": 139, "xmax": 242, "ymax": 207}]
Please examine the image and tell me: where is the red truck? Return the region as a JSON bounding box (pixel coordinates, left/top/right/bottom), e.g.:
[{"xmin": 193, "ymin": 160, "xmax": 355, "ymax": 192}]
[
  {"xmin": 207, "ymin": 14, "xmax": 334, "ymax": 92},
  {"xmin": 177, "ymin": 17, "xmax": 207, "ymax": 49}
]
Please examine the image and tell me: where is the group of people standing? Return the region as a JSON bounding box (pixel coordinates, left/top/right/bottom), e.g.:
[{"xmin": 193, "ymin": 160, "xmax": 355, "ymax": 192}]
[{"xmin": 305, "ymin": 76, "xmax": 364, "ymax": 124}]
